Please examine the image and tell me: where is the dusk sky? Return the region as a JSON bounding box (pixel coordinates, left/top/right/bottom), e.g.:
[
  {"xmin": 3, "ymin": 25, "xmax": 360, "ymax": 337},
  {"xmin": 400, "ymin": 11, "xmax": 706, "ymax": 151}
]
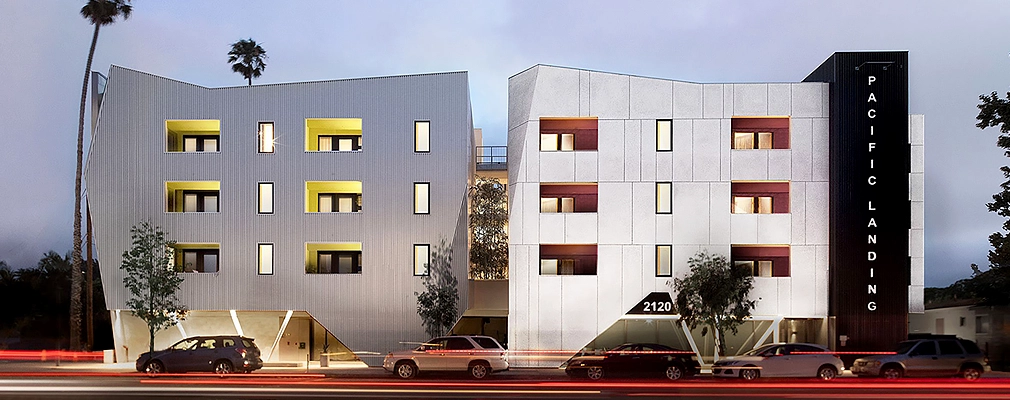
[{"xmin": 1, "ymin": 0, "xmax": 1009, "ymax": 287}]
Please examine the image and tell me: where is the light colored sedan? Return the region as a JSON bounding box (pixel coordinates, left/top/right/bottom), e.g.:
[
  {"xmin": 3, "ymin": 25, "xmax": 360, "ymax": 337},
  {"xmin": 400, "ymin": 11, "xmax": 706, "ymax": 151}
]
[
  {"xmin": 382, "ymin": 335, "xmax": 508, "ymax": 379},
  {"xmin": 712, "ymin": 343, "xmax": 844, "ymax": 380}
]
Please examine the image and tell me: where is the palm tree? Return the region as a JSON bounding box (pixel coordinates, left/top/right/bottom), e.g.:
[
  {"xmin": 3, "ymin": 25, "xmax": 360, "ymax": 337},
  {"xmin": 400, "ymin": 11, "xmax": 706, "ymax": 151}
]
[
  {"xmin": 74, "ymin": 0, "xmax": 132, "ymax": 351},
  {"xmin": 227, "ymin": 38, "xmax": 268, "ymax": 85}
]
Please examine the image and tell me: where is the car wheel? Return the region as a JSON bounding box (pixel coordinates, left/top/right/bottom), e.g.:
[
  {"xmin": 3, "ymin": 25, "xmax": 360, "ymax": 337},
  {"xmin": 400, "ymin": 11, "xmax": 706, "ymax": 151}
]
[
  {"xmin": 395, "ymin": 361, "xmax": 417, "ymax": 379},
  {"xmin": 961, "ymin": 366, "xmax": 982, "ymax": 381},
  {"xmin": 817, "ymin": 365, "xmax": 838, "ymax": 381},
  {"xmin": 214, "ymin": 360, "xmax": 234, "ymax": 376},
  {"xmin": 740, "ymin": 367, "xmax": 760, "ymax": 380},
  {"xmin": 881, "ymin": 365, "xmax": 903, "ymax": 379},
  {"xmin": 144, "ymin": 360, "xmax": 164, "ymax": 375},
  {"xmin": 665, "ymin": 364, "xmax": 685, "ymax": 380},
  {"xmin": 469, "ymin": 362, "xmax": 490, "ymax": 379},
  {"xmin": 586, "ymin": 366, "xmax": 604, "ymax": 380}
]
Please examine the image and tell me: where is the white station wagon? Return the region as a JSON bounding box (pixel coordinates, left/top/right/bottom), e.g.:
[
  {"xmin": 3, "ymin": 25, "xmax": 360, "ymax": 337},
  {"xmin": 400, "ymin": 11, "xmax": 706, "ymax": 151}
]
[
  {"xmin": 712, "ymin": 343, "xmax": 844, "ymax": 380},
  {"xmin": 383, "ymin": 335, "xmax": 509, "ymax": 379}
]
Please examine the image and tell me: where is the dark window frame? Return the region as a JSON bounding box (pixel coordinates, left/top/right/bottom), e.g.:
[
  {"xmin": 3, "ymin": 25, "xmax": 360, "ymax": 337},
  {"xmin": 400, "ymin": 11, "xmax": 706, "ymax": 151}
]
[
  {"xmin": 257, "ymin": 243, "xmax": 274, "ymax": 276},
  {"xmin": 656, "ymin": 182, "xmax": 672, "ymax": 214},
  {"xmin": 258, "ymin": 122, "xmax": 275, "ymax": 153},
  {"xmin": 414, "ymin": 120, "xmax": 431, "ymax": 153},
  {"xmin": 656, "ymin": 119, "xmax": 672, "ymax": 152},
  {"xmin": 413, "ymin": 244, "xmax": 430, "ymax": 276},
  {"xmin": 257, "ymin": 182, "xmax": 274, "ymax": 215},
  {"xmin": 414, "ymin": 182, "xmax": 430, "ymax": 215},
  {"xmin": 181, "ymin": 190, "xmax": 220, "ymax": 213},
  {"xmin": 182, "ymin": 135, "xmax": 219, "ymax": 153},
  {"xmin": 656, "ymin": 245, "xmax": 672, "ymax": 277},
  {"xmin": 314, "ymin": 250, "xmax": 362, "ymax": 274}
]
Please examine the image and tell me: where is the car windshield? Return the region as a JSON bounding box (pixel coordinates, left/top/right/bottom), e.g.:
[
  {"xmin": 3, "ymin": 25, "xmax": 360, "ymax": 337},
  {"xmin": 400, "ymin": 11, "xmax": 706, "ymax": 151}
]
[
  {"xmin": 743, "ymin": 344, "xmax": 777, "ymax": 356},
  {"xmin": 894, "ymin": 341, "xmax": 918, "ymax": 354}
]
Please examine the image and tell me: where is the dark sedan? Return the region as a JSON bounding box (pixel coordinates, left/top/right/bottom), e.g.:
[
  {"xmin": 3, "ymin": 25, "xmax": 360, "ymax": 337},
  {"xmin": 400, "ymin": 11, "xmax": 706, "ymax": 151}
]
[
  {"xmin": 564, "ymin": 343, "xmax": 700, "ymax": 380},
  {"xmin": 136, "ymin": 335, "xmax": 263, "ymax": 374}
]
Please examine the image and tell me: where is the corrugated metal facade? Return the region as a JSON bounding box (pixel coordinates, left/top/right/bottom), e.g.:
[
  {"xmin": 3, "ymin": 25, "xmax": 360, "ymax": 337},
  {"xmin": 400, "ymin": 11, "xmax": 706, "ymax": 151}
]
[{"xmin": 86, "ymin": 66, "xmax": 473, "ymax": 358}]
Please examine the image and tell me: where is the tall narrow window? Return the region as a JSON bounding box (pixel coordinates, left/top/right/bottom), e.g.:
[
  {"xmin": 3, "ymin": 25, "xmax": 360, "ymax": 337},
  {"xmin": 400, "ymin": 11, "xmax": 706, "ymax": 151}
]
[
  {"xmin": 414, "ymin": 244, "xmax": 430, "ymax": 276},
  {"xmin": 258, "ymin": 122, "xmax": 274, "ymax": 153},
  {"xmin": 656, "ymin": 245, "xmax": 672, "ymax": 277},
  {"xmin": 258, "ymin": 182, "xmax": 274, "ymax": 214},
  {"xmin": 657, "ymin": 120, "xmax": 672, "ymax": 152},
  {"xmin": 415, "ymin": 121, "xmax": 430, "ymax": 153},
  {"xmin": 414, "ymin": 182, "xmax": 430, "ymax": 214},
  {"xmin": 656, "ymin": 182, "xmax": 672, "ymax": 214},
  {"xmin": 258, "ymin": 243, "xmax": 273, "ymax": 275}
]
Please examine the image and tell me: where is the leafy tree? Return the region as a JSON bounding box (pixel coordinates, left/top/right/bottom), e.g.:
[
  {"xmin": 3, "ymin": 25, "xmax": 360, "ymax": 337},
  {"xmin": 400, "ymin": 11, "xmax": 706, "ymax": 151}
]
[
  {"xmin": 469, "ymin": 177, "xmax": 508, "ymax": 280},
  {"xmin": 669, "ymin": 250, "xmax": 756, "ymax": 357},
  {"xmin": 74, "ymin": 0, "xmax": 133, "ymax": 351},
  {"xmin": 120, "ymin": 221, "xmax": 187, "ymax": 354},
  {"xmin": 415, "ymin": 239, "xmax": 459, "ymax": 338},
  {"xmin": 973, "ymin": 91, "xmax": 1010, "ymax": 305},
  {"xmin": 227, "ymin": 38, "xmax": 268, "ymax": 86}
]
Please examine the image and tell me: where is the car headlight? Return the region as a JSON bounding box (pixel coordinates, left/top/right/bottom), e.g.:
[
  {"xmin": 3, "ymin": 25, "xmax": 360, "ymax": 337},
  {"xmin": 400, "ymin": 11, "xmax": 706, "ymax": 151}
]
[{"xmin": 873, "ymin": 361, "xmax": 881, "ymax": 367}]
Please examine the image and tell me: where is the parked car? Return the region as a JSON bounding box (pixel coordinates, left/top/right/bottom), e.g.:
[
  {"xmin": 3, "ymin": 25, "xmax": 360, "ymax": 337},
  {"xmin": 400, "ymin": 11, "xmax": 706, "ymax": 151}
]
[
  {"xmin": 563, "ymin": 343, "xmax": 700, "ymax": 380},
  {"xmin": 851, "ymin": 336, "xmax": 989, "ymax": 380},
  {"xmin": 382, "ymin": 335, "xmax": 508, "ymax": 379},
  {"xmin": 712, "ymin": 343, "xmax": 844, "ymax": 380},
  {"xmin": 135, "ymin": 335, "xmax": 263, "ymax": 374}
]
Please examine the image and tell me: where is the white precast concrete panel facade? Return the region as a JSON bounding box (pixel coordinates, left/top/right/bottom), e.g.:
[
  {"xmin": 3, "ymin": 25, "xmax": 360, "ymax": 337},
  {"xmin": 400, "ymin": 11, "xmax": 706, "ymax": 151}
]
[
  {"xmin": 508, "ymin": 62, "xmax": 924, "ymax": 366},
  {"xmin": 86, "ymin": 66, "xmax": 473, "ymax": 363}
]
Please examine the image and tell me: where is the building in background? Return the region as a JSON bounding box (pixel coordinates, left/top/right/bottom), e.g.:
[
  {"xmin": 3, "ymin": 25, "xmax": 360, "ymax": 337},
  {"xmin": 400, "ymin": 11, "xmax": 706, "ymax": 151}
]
[
  {"xmin": 505, "ymin": 51, "xmax": 924, "ymax": 366},
  {"xmin": 86, "ymin": 66, "xmax": 474, "ymax": 365}
]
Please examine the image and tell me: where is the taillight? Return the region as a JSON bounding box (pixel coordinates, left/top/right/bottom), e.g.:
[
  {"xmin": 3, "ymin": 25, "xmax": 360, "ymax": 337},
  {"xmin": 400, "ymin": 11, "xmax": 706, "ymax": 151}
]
[
  {"xmin": 833, "ymin": 354, "xmax": 840, "ymax": 359},
  {"xmin": 236, "ymin": 348, "xmax": 247, "ymax": 358}
]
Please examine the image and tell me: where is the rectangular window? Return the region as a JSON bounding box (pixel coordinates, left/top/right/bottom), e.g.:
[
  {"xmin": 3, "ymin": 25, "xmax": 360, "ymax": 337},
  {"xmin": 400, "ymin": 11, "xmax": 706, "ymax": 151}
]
[
  {"xmin": 414, "ymin": 244, "xmax": 430, "ymax": 276},
  {"xmin": 172, "ymin": 245, "xmax": 220, "ymax": 273},
  {"xmin": 656, "ymin": 182, "xmax": 672, "ymax": 214},
  {"xmin": 540, "ymin": 183, "xmax": 597, "ymax": 213},
  {"xmin": 976, "ymin": 316, "xmax": 991, "ymax": 334},
  {"xmin": 731, "ymin": 117, "xmax": 789, "ymax": 149},
  {"xmin": 181, "ymin": 191, "xmax": 218, "ymax": 212},
  {"xmin": 540, "ymin": 117, "xmax": 598, "ymax": 151},
  {"xmin": 657, "ymin": 120, "xmax": 672, "ymax": 151},
  {"xmin": 414, "ymin": 182, "xmax": 430, "ymax": 214},
  {"xmin": 305, "ymin": 118, "xmax": 362, "ymax": 152},
  {"xmin": 539, "ymin": 244, "xmax": 597, "ymax": 275},
  {"xmin": 315, "ymin": 251, "xmax": 361, "ymax": 274},
  {"xmin": 732, "ymin": 196, "xmax": 773, "ymax": 214},
  {"xmin": 258, "ymin": 122, "xmax": 274, "ymax": 153},
  {"xmin": 540, "ymin": 197, "xmax": 575, "ymax": 213},
  {"xmin": 258, "ymin": 182, "xmax": 273, "ymax": 214},
  {"xmin": 166, "ymin": 181, "xmax": 221, "ymax": 212},
  {"xmin": 731, "ymin": 182, "xmax": 789, "ymax": 214},
  {"xmin": 731, "ymin": 245, "xmax": 789, "ymax": 277},
  {"xmin": 656, "ymin": 245, "xmax": 672, "ymax": 277},
  {"xmin": 306, "ymin": 181, "xmax": 362, "ymax": 213},
  {"xmin": 166, "ymin": 120, "xmax": 220, "ymax": 153},
  {"xmin": 415, "ymin": 121, "xmax": 430, "ymax": 152},
  {"xmin": 258, "ymin": 243, "xmax": 273, "ymax": 275},
  {"xmin": 318, "ymin": 136, "xmax": 333, "ymax": 151}
]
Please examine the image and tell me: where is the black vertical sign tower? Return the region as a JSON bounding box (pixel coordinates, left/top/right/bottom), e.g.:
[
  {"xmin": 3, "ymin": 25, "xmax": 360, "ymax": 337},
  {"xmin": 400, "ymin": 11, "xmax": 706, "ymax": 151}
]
[{"xmin": 805, "ymin": 52, "xmax": 910, "ymax": 351}]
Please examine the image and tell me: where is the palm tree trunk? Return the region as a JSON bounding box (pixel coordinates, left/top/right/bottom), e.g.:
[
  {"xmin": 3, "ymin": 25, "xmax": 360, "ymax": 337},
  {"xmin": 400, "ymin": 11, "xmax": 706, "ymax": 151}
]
[
  {"xmin": 72, "ymin": 23, "xmax": 101, "ymax": 351},
  {"xmin": 248, "ymin": 76, "xmax": 251, "ymax": 86}
]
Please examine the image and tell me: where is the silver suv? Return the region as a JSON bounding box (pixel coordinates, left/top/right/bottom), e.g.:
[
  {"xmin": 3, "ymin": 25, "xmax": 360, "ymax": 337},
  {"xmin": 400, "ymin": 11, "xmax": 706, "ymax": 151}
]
[
  {"xmin": 382, "ymin": 335, "xmax": 508, "ymax": 379},
  {"xmin": 852, "ymin": 336, "xmax": 989, "ymax": 380}
]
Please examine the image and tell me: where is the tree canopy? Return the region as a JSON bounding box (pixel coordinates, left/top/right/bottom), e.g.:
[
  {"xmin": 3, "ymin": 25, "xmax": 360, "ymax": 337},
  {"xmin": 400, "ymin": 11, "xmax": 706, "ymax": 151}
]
[
  {"xmin": 469, "ymin": 177, "xmax": 508, "ymax": 280},
  {"xmin": 227, "ymin": 38, "xmax": 268, "ymax": 86},
  {"xmin": 120, "ymin": 221, "xmax": 187, "ymax": 354},
  {"xmin": 969, "ymin": 91, "xmax": 1010, "ymax": 305},
  {"xmin": 670, "ymin": 250, "xmax": 756, "ymax": 357}
]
